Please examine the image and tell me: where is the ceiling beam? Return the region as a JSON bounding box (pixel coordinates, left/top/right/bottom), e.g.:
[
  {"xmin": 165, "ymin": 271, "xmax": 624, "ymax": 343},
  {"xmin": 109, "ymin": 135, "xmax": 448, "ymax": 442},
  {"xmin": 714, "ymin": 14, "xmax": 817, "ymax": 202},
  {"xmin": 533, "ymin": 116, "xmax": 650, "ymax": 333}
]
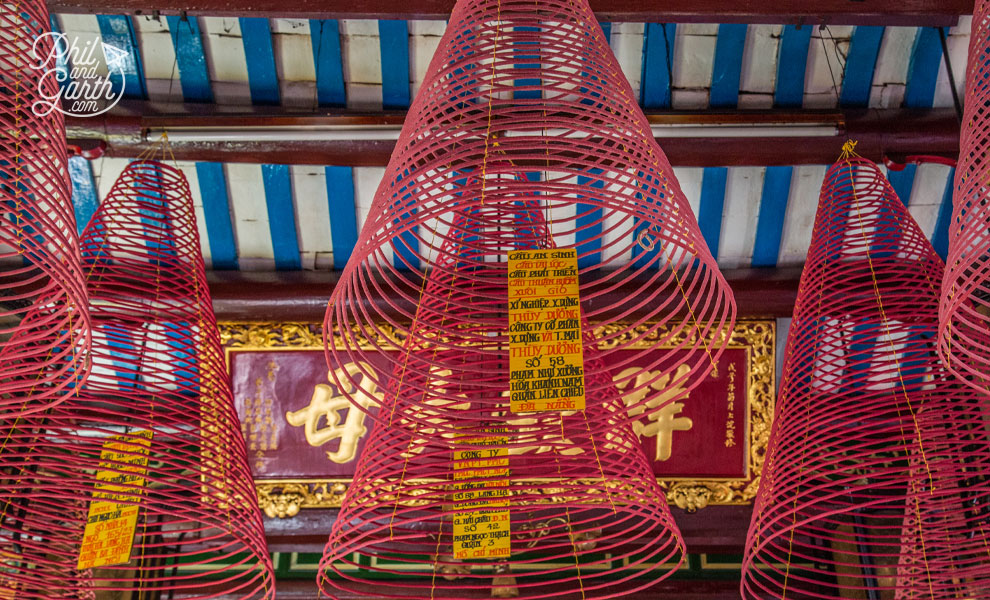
[
  {"xmin": 47, "ymin": 0, "xmax": 967, "ymax": 26},
  {"xmin": 67, "ymin": 102, "xmax": 960, "ymax": 169},
  {"xmin": 207, "ymin": 267, "xmax": 802, "ymax": 321}
]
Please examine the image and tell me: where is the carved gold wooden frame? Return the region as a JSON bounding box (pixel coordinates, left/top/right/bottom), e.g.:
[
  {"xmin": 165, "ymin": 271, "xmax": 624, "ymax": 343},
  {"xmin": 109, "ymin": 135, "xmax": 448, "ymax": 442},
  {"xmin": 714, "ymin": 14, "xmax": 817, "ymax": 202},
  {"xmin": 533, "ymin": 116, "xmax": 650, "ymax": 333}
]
[{"xmin": 221, "ymin": 320, "xmax": 775, "ymax": 516}]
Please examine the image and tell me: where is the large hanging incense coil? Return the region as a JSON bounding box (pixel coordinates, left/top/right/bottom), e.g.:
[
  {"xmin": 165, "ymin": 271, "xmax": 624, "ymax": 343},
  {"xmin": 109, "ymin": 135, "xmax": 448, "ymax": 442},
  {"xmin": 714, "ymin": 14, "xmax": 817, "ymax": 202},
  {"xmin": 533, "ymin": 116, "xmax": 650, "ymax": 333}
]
[
  {"xmin": 325, "ymin": 0, "xmax": 735, "ymax": 436},
  {"xmin": 940, "ymin": 0, "xmax": 990, "ymax": 395},
  {"xmin": 741, "ymin": 151, "xmax": 990, "ymax": 599},
  {"xmin": 319, "ymin": 368, "xmax": 684, "ymax": 600},
  {"xmin": 0, "ymin": 161, "xmax": 274, "ymax": 599},
  {"xmin": 0, "ymin": 0, "xmax": 90, "ymax": 416}
]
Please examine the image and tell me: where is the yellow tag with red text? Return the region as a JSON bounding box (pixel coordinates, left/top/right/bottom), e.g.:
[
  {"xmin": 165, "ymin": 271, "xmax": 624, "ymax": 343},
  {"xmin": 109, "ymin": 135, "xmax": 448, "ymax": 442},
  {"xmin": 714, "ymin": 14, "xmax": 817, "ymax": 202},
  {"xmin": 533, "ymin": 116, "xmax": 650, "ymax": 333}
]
[
  {"xmin": 452, "ymin": 434, "xmax": 510, "ymax": 560},
  {"xmin": 508, "ymin": 248, "xmax": 586, "ymax": 412},
  {"xmin": 77, "ymin": 430, "xmax": 152, "ymax": 570}
]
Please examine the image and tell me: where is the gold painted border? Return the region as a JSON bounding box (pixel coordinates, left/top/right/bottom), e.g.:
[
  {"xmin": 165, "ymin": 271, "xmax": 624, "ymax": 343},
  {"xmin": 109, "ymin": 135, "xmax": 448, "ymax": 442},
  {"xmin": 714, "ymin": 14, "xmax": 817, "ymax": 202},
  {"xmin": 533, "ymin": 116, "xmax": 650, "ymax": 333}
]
[{"xmin": 221, "ymin": 320, "xmax": 775, "ymax": 515}]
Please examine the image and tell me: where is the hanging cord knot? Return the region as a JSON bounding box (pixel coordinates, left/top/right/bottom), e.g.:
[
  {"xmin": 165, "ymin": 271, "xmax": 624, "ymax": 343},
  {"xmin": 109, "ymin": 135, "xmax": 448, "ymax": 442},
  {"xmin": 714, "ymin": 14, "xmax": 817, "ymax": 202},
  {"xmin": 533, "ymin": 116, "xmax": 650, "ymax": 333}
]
[{"xmin": 840, "ymin": 139, "xmax": 859, "ymax": 160}]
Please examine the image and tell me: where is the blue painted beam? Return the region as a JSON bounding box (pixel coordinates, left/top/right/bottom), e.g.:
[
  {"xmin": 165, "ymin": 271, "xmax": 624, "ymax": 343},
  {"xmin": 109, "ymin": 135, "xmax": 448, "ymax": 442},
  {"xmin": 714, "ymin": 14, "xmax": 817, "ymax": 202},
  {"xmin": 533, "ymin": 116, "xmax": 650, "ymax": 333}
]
[
  {"xmin": 239, "ymin": 18, "xmax": 281, "ymax": 105},
  {"xmin": 698, "ymin": 167, "xmax": 727, "ymax": 257},
  {"xmin": 96, "ymin": 15, "xmax": 147, "ymax": 99},
  {"xmin": 600, "ymin": 22, "xmax": 611, "ymax": 42},
  {"xmin": 391, "ymin": 169, "xmax": 419, "ymax": 270},
  {"xmin": 641, "ymin": 23, "xmax": 676, "ymax": 109},
  {"xmin": 261, "ymin": 164, "xmax": 301, "ymax": 269},
  {"xmin": 930, "ymin": 167, "xmax": 955, "ymax": 260},
  {"xmin": 103, "ymin": 323, "xmax": 142, "ymax": 390},
  {"xmin": 886, "ymin": 164, "xmax": 917, "ymax": 207},
  {"xmin": 904, "ymin": 27, "xmax": 943, "ymax": 109},
  {"xmin": 756, "ymin": 28, "xmax": 810, "ymax": 268},
  {"xmin": 194, "ymin": 162, "xmax": 238, "ymax": 270},
  {"xmin": 68, "ymin": 156, "xmax": 99, "ymax": 234},
  {"xmin": 631, "ymin": 172, "xmax": 663, "ymax": 269},
  {"xmin": 709, "ymin": 24, "xmax": 747, "ymax": 108},
  {"xmin": 513, "ymin": 25, "xmax": 541, "ymax": 100},
  {"xmin": 48, "ymin": 15, "xmax": 70, "ymax": 91},
  {"xmin": 310, "ymin": 19, "xmax": 346, "ymax": 106},
  {"xmin": 379, "ymin": 20, "xmax": 411, "ymax": 109},
  {"xmin": 576, "ymin": 171, "xmax": 604, "ymax": 269},
  {"xmin": 325, "ymin": 166, "xmax": 357, "ymax": 268},
  {"xmin": 751, "ymin": 166, "xmax": 793, "ymax": 267},
  {"xmin": 839, "ymin": 26, "xmax": 884, "ymax": 107},
  {"xmin": 773, "ymin": 25, "xmax": 812, "ymax": 108},
  {"xmin": 166, "ymin": 16, "xmax": 213, "ymax": 103}
]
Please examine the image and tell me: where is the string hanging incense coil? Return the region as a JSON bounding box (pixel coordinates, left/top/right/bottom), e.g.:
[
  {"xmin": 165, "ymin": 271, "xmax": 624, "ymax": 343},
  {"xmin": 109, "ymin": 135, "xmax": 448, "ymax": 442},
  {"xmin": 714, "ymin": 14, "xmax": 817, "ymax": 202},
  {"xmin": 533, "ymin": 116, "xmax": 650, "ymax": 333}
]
[
  {"xmin": 319, "ymin": 368, "xmax": 685, "ymax": 600},
  {"xmin": 940, "ymin": 0, "xmax": 990, "ymax": 395},
  {"xmin": 741, "ymin": 149, "xmax": 990, "ymax": 599},
  {"xmin": 325, "ymin": 0, "xmax": 736, "ymax": 437},
  {"xmin": 0, "ymin": 161, "xmax": 274, "ymax": 599},
  {"xmin": 0, "ymin": 0, "xmax": 91, "ymax": 416}
]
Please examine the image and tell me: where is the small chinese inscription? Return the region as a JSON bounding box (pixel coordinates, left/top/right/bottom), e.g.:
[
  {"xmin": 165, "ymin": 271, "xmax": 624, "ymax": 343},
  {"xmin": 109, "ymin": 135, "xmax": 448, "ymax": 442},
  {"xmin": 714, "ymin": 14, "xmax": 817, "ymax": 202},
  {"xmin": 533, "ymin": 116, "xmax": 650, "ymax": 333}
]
[
  {"xmin": 242, "ymin": 360, "xmax": 279, "ymax": 469},
  {"xmin": 725, "ymin": 362, "xmax": 738, "ymax": 448}
]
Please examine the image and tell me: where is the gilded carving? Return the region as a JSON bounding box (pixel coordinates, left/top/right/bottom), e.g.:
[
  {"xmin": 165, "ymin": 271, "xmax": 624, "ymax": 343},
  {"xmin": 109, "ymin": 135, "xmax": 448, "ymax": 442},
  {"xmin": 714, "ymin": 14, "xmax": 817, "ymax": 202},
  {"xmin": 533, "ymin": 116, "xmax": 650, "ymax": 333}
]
[
  {"xmin": 224, "ymin": 320, "xmax": 775, "ymax": 517},
  {"xmin": 256, "ymin": 480, "xmax": 350, "ymax": 517}
]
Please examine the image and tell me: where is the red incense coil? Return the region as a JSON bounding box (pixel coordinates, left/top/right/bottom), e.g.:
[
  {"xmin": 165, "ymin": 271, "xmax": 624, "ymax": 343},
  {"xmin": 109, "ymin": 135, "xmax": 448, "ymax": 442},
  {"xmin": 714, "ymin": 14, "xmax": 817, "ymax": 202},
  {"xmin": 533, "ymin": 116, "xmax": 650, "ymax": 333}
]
[
  {"xmin": 325, "ymin": 0, "xmax": 736, "ymax": 436},
  {"xmin": 0, "ymin": 161, "xmax": 274, "ymax": 599},
  {"xmin": 319, "ymin": 366, "xmax": 685, "ymax": 600},
  {"xmin": 741, "ymin": 151, "xmax": 990, "ymax": 599},
  {"xmin": 940, "ymin": 0, "xmax": 990, "ymax": 395},
  {"xmin": 0, "ymin": 0, "xmax": 91, "ymax": 416}
]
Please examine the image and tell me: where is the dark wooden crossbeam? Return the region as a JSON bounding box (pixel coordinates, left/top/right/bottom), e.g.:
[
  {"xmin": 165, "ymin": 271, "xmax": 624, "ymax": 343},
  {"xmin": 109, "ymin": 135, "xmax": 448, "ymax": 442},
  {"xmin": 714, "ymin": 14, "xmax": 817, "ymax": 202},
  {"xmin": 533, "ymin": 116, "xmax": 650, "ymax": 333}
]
[
  {"xmin": 67, "ymin": 102, "xmax": 960, "ymax": 169},
  {"xmin": 207, "ymin": 267, "xmax": 802, "ymax": 321}
]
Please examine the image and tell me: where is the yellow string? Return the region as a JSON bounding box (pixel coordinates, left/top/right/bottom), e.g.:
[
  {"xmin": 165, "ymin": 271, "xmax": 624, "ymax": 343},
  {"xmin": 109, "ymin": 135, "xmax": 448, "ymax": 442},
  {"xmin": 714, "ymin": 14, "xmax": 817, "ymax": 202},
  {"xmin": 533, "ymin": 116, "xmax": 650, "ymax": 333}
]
[
  {"xmin": 555, "ymin": 414, "xmax": 586, "ymax": 600},
  {"xmin": 842, "ymin": 141, "xmax": 934, "ymax": 491},
  {"xmin": 478, "ymin": 0, "xmax": 504, "ymax": 207},
  {"xmin": 658, "ymin": 231, "xmax": 719, "ymax": 374}
]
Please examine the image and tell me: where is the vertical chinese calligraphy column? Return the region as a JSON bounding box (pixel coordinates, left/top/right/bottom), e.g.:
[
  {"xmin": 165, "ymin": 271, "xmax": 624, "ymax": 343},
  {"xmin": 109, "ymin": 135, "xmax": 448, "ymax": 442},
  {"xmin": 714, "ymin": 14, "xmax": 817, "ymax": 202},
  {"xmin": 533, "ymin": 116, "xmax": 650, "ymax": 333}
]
[
  {"xmin": 243, "ymin": 361, "xmax": 280, "ymax": 474},
  {"xmin": 0, "ymin": 161, "xmax": 274, "ymax": 599},
  {"xmin": 0, "ymin": 0, "xmax": 91, "ymax": 416},
  {"xmin": 940, "ymin": 0, "xmax": 990, "ymax": 395},
  {"xmin": 742, "ymin": 147, "xmax": 990, "ymax": 599}
]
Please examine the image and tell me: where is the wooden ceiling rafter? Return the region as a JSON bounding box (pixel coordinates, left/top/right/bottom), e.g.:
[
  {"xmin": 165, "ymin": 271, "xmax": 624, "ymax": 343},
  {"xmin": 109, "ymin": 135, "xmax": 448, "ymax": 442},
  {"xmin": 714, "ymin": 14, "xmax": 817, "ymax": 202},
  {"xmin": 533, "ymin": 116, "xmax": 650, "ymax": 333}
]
[{"xmin": 67, "ymin": 103, "xmax": 961, "ymax": 168}]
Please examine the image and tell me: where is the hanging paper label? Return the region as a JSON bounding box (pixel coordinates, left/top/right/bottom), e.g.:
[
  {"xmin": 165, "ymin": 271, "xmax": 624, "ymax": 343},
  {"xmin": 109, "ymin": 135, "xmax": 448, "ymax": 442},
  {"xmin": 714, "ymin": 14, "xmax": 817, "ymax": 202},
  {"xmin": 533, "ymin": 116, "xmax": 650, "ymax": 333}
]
[
  {"xmin": 77, "ymin": 430, "xmax": 153, "ymax": 570},
  {"xmin": 452, "ymin": 434, "xmax": 510, "ymax": 560},
  {"xmin": 507, "ymin": 248, "xmax": 586, "ymax": 412}
]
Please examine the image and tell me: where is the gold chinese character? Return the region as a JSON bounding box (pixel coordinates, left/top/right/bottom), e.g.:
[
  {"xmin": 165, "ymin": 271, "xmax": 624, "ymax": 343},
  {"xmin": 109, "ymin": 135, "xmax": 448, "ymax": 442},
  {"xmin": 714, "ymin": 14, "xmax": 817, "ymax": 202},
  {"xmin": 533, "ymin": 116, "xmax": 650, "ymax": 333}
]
[
  {"xmin": 614, "ymin": 364, "xmax": 693, "ymax": 461},
  {"xmin": 285, "ymin": 361, "xmax": 383, "ymax": 463}
]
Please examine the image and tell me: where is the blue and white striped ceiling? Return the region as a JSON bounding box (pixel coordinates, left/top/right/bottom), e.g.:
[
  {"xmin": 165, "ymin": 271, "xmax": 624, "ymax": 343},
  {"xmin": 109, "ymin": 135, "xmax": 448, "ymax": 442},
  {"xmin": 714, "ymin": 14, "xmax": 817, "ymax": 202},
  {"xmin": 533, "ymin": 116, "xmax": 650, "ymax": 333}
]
[{"xmin": 57, "ymin": 14, "xmax": 970, "ymax": 272}]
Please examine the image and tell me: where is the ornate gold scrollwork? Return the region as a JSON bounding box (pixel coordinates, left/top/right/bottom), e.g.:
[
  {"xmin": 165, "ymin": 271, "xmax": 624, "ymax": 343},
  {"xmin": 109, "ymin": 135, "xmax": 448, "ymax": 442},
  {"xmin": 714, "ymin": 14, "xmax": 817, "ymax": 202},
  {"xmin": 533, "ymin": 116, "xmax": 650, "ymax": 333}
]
[{"xmin": 255, "ymin": 480, "xmax": 350, "ymax": 518}]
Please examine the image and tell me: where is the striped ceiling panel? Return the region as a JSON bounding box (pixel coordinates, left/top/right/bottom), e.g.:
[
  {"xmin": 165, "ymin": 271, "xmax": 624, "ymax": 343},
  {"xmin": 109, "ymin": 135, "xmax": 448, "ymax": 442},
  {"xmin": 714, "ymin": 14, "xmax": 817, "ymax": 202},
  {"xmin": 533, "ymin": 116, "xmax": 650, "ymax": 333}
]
[{"xmin": 58, "ymin": 14, "xmax": 970, "ymax": 272}]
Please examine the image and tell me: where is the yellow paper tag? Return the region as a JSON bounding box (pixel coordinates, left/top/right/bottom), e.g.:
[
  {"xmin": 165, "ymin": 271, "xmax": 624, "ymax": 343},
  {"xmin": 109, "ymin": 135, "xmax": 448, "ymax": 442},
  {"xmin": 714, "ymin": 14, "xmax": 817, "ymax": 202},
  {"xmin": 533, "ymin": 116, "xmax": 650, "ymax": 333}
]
[
  {"xmin": 452, "ymin": 435, "xmax": 510, "ymax": 560},
  {"xmin": 508, "ymin": 248, "xmax": 586, "ymax": 412},
  {"xmin": 77, "ymin": 430, "xmax": 153, "ymax": 570}
]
